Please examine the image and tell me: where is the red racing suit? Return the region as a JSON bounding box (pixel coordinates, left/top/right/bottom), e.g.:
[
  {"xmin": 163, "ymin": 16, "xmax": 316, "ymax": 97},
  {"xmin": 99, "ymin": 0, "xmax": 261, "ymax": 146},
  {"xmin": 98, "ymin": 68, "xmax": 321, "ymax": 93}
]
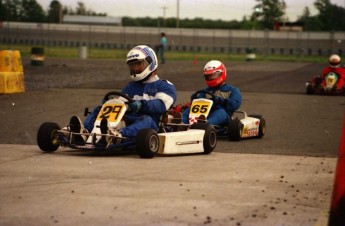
[{"xmin": 321, "ymin": 67, "xmax": 345, "ymax": 90}]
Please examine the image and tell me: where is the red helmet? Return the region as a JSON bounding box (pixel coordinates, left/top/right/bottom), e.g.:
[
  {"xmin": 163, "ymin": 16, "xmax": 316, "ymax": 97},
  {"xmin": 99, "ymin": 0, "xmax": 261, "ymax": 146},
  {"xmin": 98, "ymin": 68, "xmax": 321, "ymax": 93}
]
[{"xmin": 203, "ymin": 60, "xmax": 227, "ymax": 87}]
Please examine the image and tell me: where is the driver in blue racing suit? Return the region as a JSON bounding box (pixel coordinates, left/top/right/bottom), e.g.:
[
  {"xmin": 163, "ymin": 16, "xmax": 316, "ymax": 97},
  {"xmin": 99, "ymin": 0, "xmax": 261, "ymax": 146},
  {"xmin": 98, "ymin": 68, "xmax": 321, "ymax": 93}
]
[
  {"xmin": 77, "ymin": 45, "xmax": 176, "ymax": 141},
  {"xmin": 181, "ymin": 60, "xmax": 242, "ymax": 126}
]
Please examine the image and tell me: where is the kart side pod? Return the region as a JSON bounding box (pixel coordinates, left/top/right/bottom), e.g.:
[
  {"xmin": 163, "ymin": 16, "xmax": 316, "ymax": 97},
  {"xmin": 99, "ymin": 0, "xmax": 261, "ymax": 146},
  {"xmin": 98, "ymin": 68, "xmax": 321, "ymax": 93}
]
[{"xmin": 158, "ymin": 130, "xmax": 205, "ymax": 154}]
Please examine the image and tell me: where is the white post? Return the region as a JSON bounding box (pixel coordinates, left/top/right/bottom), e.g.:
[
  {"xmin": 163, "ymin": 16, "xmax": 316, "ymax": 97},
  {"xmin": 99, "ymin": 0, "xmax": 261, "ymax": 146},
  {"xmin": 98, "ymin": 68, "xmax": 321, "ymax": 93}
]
[{"xmin": 79, "ymin": 46, "xmax": 88, "ymax": 59}]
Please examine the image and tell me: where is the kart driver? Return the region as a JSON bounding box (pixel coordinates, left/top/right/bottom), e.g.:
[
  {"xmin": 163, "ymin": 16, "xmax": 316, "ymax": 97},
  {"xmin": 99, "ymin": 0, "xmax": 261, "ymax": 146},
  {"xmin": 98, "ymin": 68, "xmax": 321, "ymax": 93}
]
[
  {"xmin": 72, "ymin": 45, "xmax": 177, "ymax": 142},
  {"xmin": 320, "ymin": 54, "xmax": 345, "ymax": 91},
  {"xmin": 181, "ymin": 60, "xmax": 242, "ymax": 126}
]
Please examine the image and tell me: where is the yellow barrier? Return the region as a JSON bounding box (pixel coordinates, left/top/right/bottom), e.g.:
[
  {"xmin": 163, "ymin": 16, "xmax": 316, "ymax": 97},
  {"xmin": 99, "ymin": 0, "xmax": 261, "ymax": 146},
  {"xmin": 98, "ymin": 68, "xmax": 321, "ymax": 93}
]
[
  {"xmin": 0, "ymin": 72, "xmax": 25, "ymax": 94},
  {"xmin": 0, "ymin": 50, "xmax": 23, "ymax": 72},
  {"xmin": 13, "ymin": 50, "xmax": 24, "ymax": 72},
  {"xmin": 0, "ymin": 50, "xmax": 25, "ymax": 94}
]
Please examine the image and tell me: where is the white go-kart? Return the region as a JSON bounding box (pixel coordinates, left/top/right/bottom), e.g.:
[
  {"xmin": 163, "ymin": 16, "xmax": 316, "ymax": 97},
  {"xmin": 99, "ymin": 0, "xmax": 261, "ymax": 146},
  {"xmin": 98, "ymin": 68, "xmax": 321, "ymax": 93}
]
[
  {"xmin": 183, "ymin": 90, "xmax": 266, "ymax": 141},
  {"xmin": 37, "ymin": 91, "xmax": 217, "ymax": 158}
]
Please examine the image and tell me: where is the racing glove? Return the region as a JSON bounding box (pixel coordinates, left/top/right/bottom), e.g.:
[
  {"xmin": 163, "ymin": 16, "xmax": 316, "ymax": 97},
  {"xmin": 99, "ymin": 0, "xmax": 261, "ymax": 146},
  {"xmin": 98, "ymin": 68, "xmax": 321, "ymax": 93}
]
[
  {"xmin": 127, "ymin": 101, "xmax": 142, "ymax": 114},
  {"xmin": 213, "ymin": 96, "xmax": 228, "ymax": 106}
]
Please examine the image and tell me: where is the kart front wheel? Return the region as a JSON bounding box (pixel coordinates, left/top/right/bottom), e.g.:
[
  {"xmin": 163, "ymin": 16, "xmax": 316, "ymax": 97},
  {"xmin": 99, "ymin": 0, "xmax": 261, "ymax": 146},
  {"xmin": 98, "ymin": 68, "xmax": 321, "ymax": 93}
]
[
  {"xmin": 190, "ymin": 123, "xmax": 217, "ymax": 154},
  {"xmin": 228, "ymin": 118, "xmax": 243, "ymax": 141},
  {"xmin": 136, "ymin": 129, "xmax": 159, "ymax": 158},
  {"xmin": 37, "ymin": 122, "xmax": 61, "ymax": 152},
  {"xmin": 306, "ymin": 83, "xmax": 314, "ymax": 95}
]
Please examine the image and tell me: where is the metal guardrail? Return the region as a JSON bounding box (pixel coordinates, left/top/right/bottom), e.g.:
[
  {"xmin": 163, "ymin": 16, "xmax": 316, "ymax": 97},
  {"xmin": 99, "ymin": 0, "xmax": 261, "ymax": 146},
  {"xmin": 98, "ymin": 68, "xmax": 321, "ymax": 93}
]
[{"xmin": 1, "ymin": 21, "xmax": 344, "ymax": 56}]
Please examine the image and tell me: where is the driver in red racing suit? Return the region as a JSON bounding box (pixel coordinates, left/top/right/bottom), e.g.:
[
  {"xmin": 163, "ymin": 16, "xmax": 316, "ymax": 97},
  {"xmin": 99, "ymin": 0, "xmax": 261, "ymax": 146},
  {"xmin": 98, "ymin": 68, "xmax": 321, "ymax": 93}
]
[{"xmin": 320, "ymin": 54, "xmax": 345, "ymax": 91}]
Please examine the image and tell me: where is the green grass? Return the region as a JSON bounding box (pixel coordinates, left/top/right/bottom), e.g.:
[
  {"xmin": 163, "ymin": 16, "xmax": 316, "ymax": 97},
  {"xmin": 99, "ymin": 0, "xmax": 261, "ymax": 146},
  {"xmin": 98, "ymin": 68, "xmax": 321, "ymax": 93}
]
[{"xmin": 0, "ymin": 44, "xmax": 326, "ymax": 63}]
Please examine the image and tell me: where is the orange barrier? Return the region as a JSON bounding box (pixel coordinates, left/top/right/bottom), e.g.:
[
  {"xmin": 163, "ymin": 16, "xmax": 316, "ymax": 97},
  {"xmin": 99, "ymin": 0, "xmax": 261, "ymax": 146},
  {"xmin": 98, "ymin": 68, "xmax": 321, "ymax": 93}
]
[{"xmin": 328, "ymin": 111, "xmax": 345, "ymax": 226}]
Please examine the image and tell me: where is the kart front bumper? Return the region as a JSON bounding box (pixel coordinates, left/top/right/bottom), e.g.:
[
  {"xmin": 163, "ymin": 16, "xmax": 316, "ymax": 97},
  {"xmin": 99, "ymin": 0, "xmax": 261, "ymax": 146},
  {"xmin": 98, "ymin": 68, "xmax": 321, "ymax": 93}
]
[{"xmin": 57, "ymin": 130, "xmax": 135, "ymax": 151}]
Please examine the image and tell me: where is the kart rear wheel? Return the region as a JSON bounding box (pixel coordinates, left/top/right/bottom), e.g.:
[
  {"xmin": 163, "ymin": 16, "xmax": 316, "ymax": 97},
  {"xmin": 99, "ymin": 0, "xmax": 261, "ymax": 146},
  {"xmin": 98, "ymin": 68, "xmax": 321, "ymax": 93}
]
[
  {"xmin": 248, "ymin": 115, "xmax": 266, "ymax": 138},
  {"xmin": 37, "ymin": 122, "xmax": 61, "ymax": 152},
  {"xmin": 228, "ymin": 118, "xmax": 243, "ymax": 141},
  {"xmin": 136, "ymin": 129, "xmax": 159, "ymax": 158},
  {"xmin": 190, "ymin": 123, "xmax": 217, "ymax": 154}
]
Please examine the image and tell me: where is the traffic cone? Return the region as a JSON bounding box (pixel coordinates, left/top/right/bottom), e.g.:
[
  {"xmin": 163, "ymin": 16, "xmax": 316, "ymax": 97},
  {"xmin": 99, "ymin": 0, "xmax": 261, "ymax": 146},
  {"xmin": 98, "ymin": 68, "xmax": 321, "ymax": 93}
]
[
  {"xmin": 328, "ymin": 111, "xmax": 345, "ymax": 226},
  {"xmin": 193, "ymin": 54, "xmax": 198, "ymax": 65}
]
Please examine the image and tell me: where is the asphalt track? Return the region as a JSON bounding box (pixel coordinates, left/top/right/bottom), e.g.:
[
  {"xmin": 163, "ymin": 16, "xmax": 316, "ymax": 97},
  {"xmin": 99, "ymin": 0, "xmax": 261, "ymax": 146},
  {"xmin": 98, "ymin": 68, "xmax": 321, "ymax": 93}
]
[{"xmin": 0, "ymin": 59, "xmax": 344, "ymax": 225}]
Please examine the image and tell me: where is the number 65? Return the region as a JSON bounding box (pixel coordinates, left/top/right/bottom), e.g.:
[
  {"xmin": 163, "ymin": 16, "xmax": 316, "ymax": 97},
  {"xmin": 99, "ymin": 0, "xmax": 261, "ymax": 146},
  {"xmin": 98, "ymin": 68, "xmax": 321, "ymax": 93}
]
[{"xmin": 191, "ymin": 104, "xmax": 208, "ymax": 113}]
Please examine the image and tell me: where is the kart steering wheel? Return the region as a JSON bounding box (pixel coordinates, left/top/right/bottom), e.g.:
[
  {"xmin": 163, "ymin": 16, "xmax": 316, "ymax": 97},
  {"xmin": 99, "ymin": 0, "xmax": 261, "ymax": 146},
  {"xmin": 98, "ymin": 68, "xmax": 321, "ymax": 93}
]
[
  {"xmin": 103, "ymin": 91, "xmax": 134, "ymax": 103},
  {"xmin": 192, "ymin": 90, "xmax": 216, "ymax": 100},
  {"xmin": 84, "ymin": 91, "xmax": 134, "ymax": 117}
]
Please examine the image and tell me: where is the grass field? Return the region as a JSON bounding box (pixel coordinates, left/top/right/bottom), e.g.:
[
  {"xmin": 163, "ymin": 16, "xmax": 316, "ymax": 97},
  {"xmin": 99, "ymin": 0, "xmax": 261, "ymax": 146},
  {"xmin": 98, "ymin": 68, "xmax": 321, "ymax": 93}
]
[{"xmin": 0, "ymin": 44, "xmax": 326, "ymax": 63}]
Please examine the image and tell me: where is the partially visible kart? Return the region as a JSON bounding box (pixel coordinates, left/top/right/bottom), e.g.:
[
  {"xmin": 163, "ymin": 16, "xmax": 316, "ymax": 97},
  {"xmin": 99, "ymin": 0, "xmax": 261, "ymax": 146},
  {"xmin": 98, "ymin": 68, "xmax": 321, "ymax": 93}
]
[
  {"xmin": 37, "ymin": 91, "xmax": 217, "ymax": 158},
  {"xmin": 306, "ymin": 72, "xmax": 345, "ymax": 95},
  {"xmin": 177, "ymin": 90, "xmax": 266, "ymax": 141}
]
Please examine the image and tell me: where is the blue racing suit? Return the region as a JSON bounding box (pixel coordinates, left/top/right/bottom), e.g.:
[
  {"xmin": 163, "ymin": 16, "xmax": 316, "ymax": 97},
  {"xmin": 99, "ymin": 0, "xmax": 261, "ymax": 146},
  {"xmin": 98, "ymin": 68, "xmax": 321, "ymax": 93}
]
[
  {"xmin": 84, "ymin": 75, "xmax": 176, "ymax": 137},
  {"xmin": 120, "ymin": 75, "xmax": 176, "ymax": 137},
  {"xmin": 182, "ymin": 84, "xmax": 242, "ymax": 125}
]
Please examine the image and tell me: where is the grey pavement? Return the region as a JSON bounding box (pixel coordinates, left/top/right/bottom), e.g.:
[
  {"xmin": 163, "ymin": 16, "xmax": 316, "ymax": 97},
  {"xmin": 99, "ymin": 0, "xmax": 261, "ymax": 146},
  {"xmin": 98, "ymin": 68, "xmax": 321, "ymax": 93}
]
[
  {"xmin": 0, "ymin": 90, "xmax": 343, "ymax": 225},
  {"xmin": 0, "ymin": 144, "xmax": 336, "ymax": 226}
]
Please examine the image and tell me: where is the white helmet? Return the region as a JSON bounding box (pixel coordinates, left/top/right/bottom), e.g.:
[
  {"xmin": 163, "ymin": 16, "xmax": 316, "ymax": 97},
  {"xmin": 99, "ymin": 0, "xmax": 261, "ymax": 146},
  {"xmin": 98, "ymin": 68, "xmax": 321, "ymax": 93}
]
[
  {"xmin": 126, "ymin": 45, "xmax": 158, "ymax": 81},
  {"xmin": 329, "ymin": 54, "xmax": 341, "ymax": 68}
]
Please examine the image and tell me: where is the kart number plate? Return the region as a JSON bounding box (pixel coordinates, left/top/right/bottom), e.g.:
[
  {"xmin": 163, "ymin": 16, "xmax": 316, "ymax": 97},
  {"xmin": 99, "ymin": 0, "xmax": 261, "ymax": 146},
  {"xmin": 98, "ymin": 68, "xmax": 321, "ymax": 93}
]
[
  {"xmin": 97, "ymin": 103, "xmax": 125, "ymax": 123},
  {"xmin": 190, "ymin": 100, "xmax": 212, "ymax": 115},
  {"xmin": 189, "ymin": 99, "xmax": 213, "ymax": 124}
]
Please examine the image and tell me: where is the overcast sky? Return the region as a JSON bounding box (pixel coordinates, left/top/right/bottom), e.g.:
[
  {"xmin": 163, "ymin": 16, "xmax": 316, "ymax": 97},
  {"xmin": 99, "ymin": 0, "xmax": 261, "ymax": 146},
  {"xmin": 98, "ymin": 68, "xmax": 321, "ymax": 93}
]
[{"xmin": 36, "ymin": 0, "xmax": 345, "ymax": 21}]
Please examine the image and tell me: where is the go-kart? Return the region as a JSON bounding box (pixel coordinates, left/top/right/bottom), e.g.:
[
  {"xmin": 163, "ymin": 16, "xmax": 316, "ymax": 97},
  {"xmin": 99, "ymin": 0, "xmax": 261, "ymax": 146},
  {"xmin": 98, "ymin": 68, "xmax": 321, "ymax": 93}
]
[
  {"xmin": 176, "ymin": 90, "xmax": 266, "ymax": 141},
  {"xmin": 37, "ymin": 91, "xmax": 217, "ymax": 158},
  {"xmin": 306, "ymin": 72, "xmax": 345, "ymax": 95}
]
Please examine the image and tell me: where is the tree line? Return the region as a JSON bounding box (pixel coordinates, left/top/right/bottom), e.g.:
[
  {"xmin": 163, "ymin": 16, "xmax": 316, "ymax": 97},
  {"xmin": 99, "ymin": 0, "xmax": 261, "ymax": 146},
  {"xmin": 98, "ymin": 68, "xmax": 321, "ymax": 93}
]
[{"xmin": 0, "ymin": 0, "xmax": 344, "ymax": 31}]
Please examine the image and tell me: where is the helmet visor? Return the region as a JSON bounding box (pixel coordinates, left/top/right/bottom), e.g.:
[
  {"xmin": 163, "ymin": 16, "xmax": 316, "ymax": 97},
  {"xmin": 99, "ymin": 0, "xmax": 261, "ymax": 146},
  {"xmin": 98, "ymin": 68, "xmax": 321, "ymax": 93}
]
[
  {"xmin": 330, "ymin": 61, "xmax": 340, "ymax": 67},
  {"xmin": 204, "ymin": 70, "xmax": 222, "ymax": 81},
  {"xmin": 127, "ymin": 60, "xmax": 149, "ymax": 75}
]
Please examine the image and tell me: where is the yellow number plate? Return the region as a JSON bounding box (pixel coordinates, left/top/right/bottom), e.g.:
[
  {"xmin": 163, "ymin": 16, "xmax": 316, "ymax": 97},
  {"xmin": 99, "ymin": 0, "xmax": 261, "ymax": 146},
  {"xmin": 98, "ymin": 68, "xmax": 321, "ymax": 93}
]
[
  {"xmin": 190, "ymin": 101, "xmax": 212, "ymax": 115},
  {"xmin": 96, "ymin": 103, "xmax": 125, "ymax": 123}
]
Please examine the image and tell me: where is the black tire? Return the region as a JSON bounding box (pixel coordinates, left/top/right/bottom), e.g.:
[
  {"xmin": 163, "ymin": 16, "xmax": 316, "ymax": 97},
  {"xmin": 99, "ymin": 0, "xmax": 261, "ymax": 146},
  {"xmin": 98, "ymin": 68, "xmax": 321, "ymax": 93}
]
[
  {"xmin": 306, "ymin": 83, "xmax": 314, "ymax": 95},
  {"xmin": 190, "ymin": 123, "xmax": 217, "ymax": 154},
  {"xmin": 37, "ymin": 122, "xmax": 61, "ymax": 152},
  {"xmin": 248, "ymin": 114, "xmax": 266, "ymax": 138},
  {"xmin": 228, "ymin": 118, "xmax": 243, "ymax": 141},
  {"xmin": 136, "ymin": 129, "xmax": 159, "ymax": 158}
]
